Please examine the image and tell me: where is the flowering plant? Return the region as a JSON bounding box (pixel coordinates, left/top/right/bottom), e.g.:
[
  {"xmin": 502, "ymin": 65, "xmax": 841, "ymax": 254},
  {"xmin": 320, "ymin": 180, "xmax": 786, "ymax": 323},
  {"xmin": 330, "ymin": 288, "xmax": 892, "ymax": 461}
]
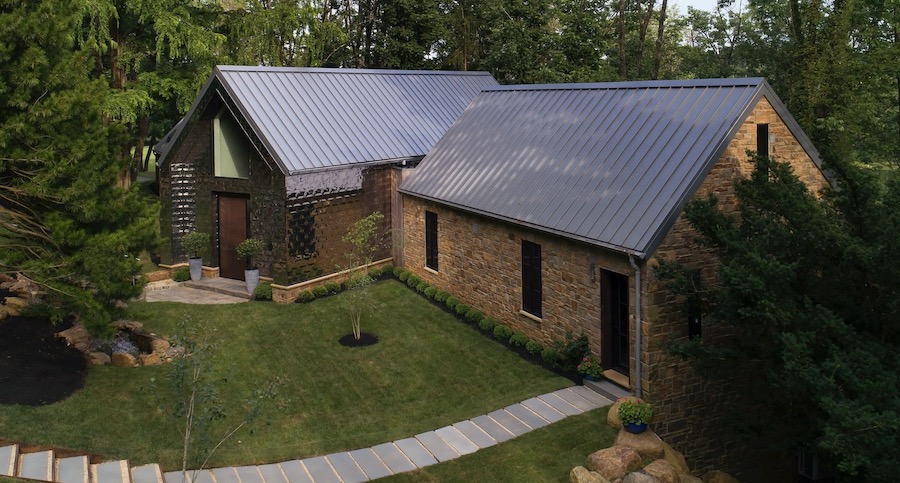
[
  {"xmin": 577, "ymin": 355, "xmax": 603, "ymax": 378},
  {"xmin": 618, "ymin": 398, "xmax": 653, "ymax": 425}
]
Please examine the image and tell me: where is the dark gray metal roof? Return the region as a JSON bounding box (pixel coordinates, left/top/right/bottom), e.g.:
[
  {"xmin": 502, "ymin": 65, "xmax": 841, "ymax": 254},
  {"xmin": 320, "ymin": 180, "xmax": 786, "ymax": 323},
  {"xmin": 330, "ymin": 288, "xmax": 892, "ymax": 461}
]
[
  {"xmin": 156, "ymin": 66, "xmax": 498, "ymax": 175},
  {"xmin": 399, "ymin": 78, "xmax": 826, "ymax": 259}
]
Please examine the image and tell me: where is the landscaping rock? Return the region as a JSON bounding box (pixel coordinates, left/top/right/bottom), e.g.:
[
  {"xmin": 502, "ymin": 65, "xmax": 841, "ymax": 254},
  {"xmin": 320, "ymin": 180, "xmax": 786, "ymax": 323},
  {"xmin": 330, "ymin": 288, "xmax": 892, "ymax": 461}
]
[
  {"xmin": 615, "ymin": 428, "xmax": 665, "ymax": 459},
  {"xmin": 111, "ymin": 352, "xmax": 137, "ymax": 367},
  {"xmin": 586, "ymin": 446, "xmax": 643, "ymax": 481},
  {"xmin": 608, "ymin": 396, "xmax": 642, "ymax": 429},
  {"xmin": 679, "ymin": 475, "xmax": 703, "ymax": 483},
  {"xmin": 4, "ymin": 297, "xmax": 28, "ymax": 316},
  {"xmin": 150, "ymin": 337, "xmax": 171, "ymax": 353},
  {"xmin": 57, "ymin": 322, "xmax": 92, "ymax": 353},
  {"xmin": 623, "ymin": 472, "xmax": 660, "ymax": 483},
  {"xmin": 139, "ymin": 353, "xmax": 162, "ymax": 366},
  {"xmin": 0, "ymin": 305, "xmax": 7, "ymax": 321},
  {"xmin": 643, "ymin": 460, "xmax": 679, "ymax": 483},
  {"xmin": 570, "ymin": 466, "xmax": 611, "ymax": 483},
  {"xmin": 662, "ymin": 442, "xmax": 690, "ymax": 475},
  {"xmin": 89, "ymin": 352, "xmax": 111, "ymax": 365},
  {"xmin": 702, "ymin": 470, "xmax": 740, "ymax": 483},
  {"xmin": 112, "ymin": 320, "xmax": 144, "ymax": 331},
  {"xmin": 8, "ymin": 274, "xmax": 39, "ymax": 296}
]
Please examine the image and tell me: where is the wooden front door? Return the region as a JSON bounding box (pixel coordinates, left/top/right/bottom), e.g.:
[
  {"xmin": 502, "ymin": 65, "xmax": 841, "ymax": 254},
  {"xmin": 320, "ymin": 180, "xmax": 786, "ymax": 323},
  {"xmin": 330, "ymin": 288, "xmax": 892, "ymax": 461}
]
[
  {"xmin": 601, "ymin": 270, "xmax": 630, "ymax": 375},
  {"xmin": 217, "ymin": 195, "xmax": 248, "ymax": 280}
]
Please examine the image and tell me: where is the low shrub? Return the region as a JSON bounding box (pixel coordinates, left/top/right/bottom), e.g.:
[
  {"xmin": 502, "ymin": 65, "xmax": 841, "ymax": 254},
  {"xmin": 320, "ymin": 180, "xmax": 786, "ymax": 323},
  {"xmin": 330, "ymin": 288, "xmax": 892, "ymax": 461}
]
[
  {"xmin": 479, "ymin": 317, "xmax": 496, "ymax": 332},
  {"xmin": 416, "ymin": 281, "xmax": 429, "ymax": 293},
  {"xmin": 254, "ymin": 282, "xmax": 273, "ymax": 301},
  {"xmin": 172, "ymin": 267, "xmax": 190, "ymax": 282},
  {"xmin": 445, "ymin": 297, "xmax": 459, "ymax": 310},
  {"xmin": 509, "ymin": 331, "xmax": 529, "ymax": 347},
  {"xmin": 406, "ymin": 275, "xmax": 421, "ymax": 288},
  {"xmin": 381, "ymin": 264, "xmax": 394, "ymax": 274},
  {"xmin": 296, "ymin": 290, "xmax": 315, "ymax": 303},
  {"xmin": 464, "ymin": 308, "xmax": 483, "ymax": 323},
  {"xmin": 555, "ymin": 332, "xmax": 591, "ymax": 373},
  {"xmin": 424, "ymin": 287, "xmax": 437, "ymax": 298},
  {"xmin": 398, "ymin": 271, "xmax": 410, "ymax": 282},
  {"xmin": 367, "ymin": 267, "xmax": 383, "ymax": 279},
  {"xmin": 541, "ymin": 347, "xmax": 560, "ymax": 366},
  {"xmin": 493, "ymin": 324, "xmax": 513, "ymax": 341},
  {"xmin": 455, "ymin": 303, "xmax": 470, "ymax": 316},
  {"xmin": 392, "ymin": 266, "xmax": 407, "ymax": 278},
  {"xmin": 312, "ymin": 285, "xmax": 328, "ymax": 297},
  {"xmin": 325, "ymin": 283, "xmax": 342, "ymax": 294},
  {"xmin": 434, "ymin": 291, "xmax": 450, "ymax": 303},
  {"xmin": 526, "ymin": 340, "xmax": 544, "ymax": 355}
]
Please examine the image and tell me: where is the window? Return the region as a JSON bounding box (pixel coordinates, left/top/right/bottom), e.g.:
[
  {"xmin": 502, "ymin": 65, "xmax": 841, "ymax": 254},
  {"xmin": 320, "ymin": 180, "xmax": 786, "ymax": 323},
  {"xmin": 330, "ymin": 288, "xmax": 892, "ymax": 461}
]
[
  {"xmin": 521, "ymin": 240, "xmax": 542, "ymax": 317},
  {"xmin": 425, "ymin": 211, "xmax": 438, "ymax": 271},
  {"xmin": 213, "ymin": 109, "xmax": 250, "ymax": 178},
  {"xmin": 757, "ymin": 123, "xmax": 769, "ymax": 158}
]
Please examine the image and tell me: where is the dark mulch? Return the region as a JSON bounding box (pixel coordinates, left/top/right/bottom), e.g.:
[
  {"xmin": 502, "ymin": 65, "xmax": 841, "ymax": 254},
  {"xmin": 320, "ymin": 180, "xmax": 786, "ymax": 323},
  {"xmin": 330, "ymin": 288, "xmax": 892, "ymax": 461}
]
[
  {"xmin": 338, "ymin": 332, "xmax": 379, "ymax": 347},
  {"xmin": 0, "ymin": 313, "xmax": 87, "ymax": 406}
]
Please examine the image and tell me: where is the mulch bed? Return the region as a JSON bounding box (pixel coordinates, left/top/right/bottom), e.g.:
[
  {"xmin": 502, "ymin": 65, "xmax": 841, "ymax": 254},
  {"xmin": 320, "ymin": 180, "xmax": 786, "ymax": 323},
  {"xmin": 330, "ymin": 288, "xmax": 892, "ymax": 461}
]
[
  {"xmin": 0, "ymin": 311, "xmax": 87, "ymax": 406},
  {"xmin": 338, "ymin": 332, "xmax": 379, "ymax": 347}
]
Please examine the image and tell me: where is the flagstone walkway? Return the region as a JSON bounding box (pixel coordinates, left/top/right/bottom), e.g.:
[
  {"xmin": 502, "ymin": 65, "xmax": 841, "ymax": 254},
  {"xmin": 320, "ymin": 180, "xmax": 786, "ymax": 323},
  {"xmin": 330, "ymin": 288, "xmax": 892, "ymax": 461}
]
[{"xmin": 163, "ymin": 385, "xmax": 613, "ymax": 483}]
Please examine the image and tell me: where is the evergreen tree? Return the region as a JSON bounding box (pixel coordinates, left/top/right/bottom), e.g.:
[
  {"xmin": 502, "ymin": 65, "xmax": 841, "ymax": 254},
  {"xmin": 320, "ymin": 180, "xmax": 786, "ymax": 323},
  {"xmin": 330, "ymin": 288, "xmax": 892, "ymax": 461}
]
[{"xmin": 0, "ymin": 0, "xmax": 159, "ymax": 334}]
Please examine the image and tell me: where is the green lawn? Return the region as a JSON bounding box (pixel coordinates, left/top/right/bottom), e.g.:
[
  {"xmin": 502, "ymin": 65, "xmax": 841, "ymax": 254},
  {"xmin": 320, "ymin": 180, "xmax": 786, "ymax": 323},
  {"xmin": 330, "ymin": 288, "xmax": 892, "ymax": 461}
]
[
  {"xmin": 381, "ymin": 408, "xmax": 615, "ymax": 483},
  {"xmin": 0, "ymin": 280, "xmax": 572, "ymax": 471}
]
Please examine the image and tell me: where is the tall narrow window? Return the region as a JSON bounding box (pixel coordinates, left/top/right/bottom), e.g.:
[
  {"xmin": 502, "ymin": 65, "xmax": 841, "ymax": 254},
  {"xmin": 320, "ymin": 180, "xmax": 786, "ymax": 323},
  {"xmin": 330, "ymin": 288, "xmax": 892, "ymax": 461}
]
[
  {"xmin": 757, "ymin": 123, "xmax": 769, "ymax": 158},
  {"xmin": 521, "ymin": 240, "xmax": 542, "ymax": 317},
  {"xmin": 425, "ymin": 211, "xmax": 438, "ymax": 271}
]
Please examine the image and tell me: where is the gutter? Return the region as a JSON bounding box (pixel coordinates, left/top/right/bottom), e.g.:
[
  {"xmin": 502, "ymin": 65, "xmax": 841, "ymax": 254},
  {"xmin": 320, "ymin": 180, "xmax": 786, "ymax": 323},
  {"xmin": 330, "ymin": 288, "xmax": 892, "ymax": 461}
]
[{"xmin": 629, "ymin": 255, "xmax": 643, "ymax": 398}]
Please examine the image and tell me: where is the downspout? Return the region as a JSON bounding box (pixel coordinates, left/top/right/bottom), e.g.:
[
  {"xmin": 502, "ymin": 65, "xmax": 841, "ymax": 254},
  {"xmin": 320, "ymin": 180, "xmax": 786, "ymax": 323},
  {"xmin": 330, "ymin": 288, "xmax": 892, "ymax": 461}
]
[{"xmin": 629, "ymin": 255, "xmax": 642, "ymax": 398}]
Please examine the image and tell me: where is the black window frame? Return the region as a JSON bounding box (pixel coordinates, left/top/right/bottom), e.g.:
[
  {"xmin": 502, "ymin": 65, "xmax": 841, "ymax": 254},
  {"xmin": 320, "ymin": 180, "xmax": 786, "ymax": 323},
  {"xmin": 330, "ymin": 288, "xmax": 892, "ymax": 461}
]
[
  {"xmin": 425, "ymin": 211, "xmax": 438, "ymax": 271},
  {"xmin": 521, "ymin": 240, "xmax": 542, "ymax": 317},
  {"xmin": 757, "ymin": 123, "xmax": 769, "ymax": 158}
]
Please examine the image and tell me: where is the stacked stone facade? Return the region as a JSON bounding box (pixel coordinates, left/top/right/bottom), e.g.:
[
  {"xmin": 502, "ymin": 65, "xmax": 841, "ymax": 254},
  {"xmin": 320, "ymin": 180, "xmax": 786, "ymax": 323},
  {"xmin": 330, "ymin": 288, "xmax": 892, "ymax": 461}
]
[{"xmin": 401, "ymin": 97, "xmax": 830, "ymax": 479}]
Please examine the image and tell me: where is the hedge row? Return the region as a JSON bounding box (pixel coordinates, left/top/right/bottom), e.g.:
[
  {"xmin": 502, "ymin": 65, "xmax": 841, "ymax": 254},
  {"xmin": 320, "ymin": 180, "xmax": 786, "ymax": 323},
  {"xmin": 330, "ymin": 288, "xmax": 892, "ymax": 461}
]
[{"xmin": 294, "ymin": 265, "xmax": 393, "ymax": 303}]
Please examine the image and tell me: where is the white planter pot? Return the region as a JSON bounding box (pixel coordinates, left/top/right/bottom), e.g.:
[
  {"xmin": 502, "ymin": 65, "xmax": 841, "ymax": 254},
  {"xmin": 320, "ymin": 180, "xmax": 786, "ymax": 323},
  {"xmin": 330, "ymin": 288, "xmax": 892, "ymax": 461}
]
[
  {"xmin": 188, "ymin": 258, "xmax": 203, "ymax": 282},
  {"xmin": 245, "ymin": 268, "xmax": 260, "ymax": 294}
]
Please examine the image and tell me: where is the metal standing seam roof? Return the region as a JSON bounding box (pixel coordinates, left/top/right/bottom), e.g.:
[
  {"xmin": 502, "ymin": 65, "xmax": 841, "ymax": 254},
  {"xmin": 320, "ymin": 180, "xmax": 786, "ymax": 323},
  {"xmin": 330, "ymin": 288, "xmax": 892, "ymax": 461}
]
[
  {"xmin": 155, "ymin": 66, "xmax": 498, "ymax": 175},
  {"xmin": 399, "ymin": 78, "xmax": 826, "ymax": 259}
]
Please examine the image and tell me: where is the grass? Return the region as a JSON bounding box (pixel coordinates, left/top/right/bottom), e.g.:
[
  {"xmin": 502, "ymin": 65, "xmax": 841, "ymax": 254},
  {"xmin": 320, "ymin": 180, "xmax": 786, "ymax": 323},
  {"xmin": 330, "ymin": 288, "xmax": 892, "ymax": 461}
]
[
  {"xmin": 381, "ymin": 407, "xmax": 615, "ymax": 482},
  {"xmin": 0, "ymin": 280, "xmax": 572, "ymax": 471}
]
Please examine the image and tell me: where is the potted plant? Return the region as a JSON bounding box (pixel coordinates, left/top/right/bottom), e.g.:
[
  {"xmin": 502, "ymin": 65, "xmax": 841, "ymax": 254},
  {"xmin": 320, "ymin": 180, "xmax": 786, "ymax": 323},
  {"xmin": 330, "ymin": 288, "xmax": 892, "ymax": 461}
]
[
  {"xmin": 236, "ymin": 238, "xmax": 264, "ymax": 293},
  {"xmin": 180, "ymin": 231, "xmax": 209, "ymax": 282},
  {"xmin": 618, "ymin": 398, "xmax": 653, "ymax": 434},
  {"xmin": 577, "ymin": 354, "xmax": 603, "ymax": 381}
]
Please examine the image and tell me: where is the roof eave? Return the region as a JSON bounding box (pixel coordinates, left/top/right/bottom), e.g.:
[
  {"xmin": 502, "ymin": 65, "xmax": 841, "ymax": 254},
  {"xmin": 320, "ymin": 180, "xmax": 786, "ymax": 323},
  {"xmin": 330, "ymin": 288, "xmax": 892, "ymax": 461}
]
[{"xmin": 287, "ymin": 155, "xmax": 423, "ymax": 176}]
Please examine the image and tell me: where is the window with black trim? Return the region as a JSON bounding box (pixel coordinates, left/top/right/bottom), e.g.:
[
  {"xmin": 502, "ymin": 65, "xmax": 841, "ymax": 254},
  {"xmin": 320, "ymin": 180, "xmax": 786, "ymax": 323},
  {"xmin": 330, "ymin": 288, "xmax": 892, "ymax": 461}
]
[
  {"xmin": 757, "ymin": 123, "xmax": 769, "ymax": 158},
  {"xmin": 521, "ymin": 240, "xmax": 542, "ymax": 317},
  {"xmin": 425, "ymin": 211, "xmax": 438, "ymax": 271}
]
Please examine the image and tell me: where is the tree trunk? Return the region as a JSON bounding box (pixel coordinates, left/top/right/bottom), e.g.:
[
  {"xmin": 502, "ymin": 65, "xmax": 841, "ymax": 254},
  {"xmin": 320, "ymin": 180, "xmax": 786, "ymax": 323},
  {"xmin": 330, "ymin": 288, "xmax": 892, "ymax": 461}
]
[
  {"xmin": 636, "ymin": 0, "xmax": 656, "ymax": 77},
  {"xmin": 617, "ymin": 0, "xmax": 627, "ymax": 77},
  {"xmin": 652, "ymin": 0, "xmax": 668, "ymax": 79},
  {"xmin": 132, "ymin": 115, "xmax": 150, "ymax": 178}
]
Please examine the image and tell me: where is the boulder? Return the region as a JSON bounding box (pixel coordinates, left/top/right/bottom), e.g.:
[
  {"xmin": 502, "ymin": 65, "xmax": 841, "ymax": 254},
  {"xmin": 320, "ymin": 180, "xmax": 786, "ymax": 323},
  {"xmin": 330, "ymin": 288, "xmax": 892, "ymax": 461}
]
[
  {"xmin": 702, "ymin": 470, "xmax": 740, "ymax": 483},
  {"xmin": 679, "ymin": 475, "xmax": 703, "ymax": 483},
  {"xmin": 570, "ymin": 466, "xmax": 611, "ymax": 483},
  {"xmin": 57, "ymin": 322, "xmax": 92, "ymax": 353},
  {"xmin": 643, "ymin": 460, "xmax": 679, "ymax": 483},
  {"xmin": 139, "ymin": 353, "xmax": 162, "ymax": 366},
  {"xmin": 622, "ymin": 472, "xmax": 660, "ymax": 483},
  {"xmin": 111, "ymin": 352, "xmax": 137, "ymax": 367},
  {"xmin": 608, "ymin": 396, "xmax": 643, "ymax": 429},
  {"xmin": 586, "ymin": 446, "xmax": 643, "ymax": 481},
  {"xmin": 89, "ymin": 352, "xmax": 111, "ymax": 365},
  {"xmin": 149, "ymin": 337, "xmax": 171, "ymax": 353},
  {"xmin": 112, "ymin": 320, "xmax": 144, "ymax": 331},
  {"xmin": 615, "ymin": 428, "xmax": 665, "ymax": 459},
  {"xmin": 0, "ymin": 305, "xmax": 7, "ymax": 321},
  {"xmin": 662, "ymin": 442, "xmax": 690, "ymax": 475},
  {"xmin": 4, "ymin": 297, "xmax": 28, "ymax": 316}
]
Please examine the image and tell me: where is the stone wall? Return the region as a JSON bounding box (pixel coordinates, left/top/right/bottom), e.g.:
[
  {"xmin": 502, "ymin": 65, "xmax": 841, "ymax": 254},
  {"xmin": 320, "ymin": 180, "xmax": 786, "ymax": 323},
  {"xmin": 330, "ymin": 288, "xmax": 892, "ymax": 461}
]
[{"xmin": 642, "ymin": 97, "xmax": 831, "ymax": 477}]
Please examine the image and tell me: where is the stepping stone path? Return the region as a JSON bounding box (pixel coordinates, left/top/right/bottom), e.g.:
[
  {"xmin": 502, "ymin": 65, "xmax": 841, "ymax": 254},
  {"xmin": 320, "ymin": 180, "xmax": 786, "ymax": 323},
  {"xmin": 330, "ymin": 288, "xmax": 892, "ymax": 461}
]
[{"xmin": 1, "ymin": 385, "xmax": 615, "ymax": 483}]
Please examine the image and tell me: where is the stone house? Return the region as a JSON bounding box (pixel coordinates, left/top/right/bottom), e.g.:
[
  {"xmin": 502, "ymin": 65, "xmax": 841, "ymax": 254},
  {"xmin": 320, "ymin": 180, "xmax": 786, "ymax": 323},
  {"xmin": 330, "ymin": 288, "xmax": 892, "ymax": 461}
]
[
  {"xmin": 154, "ymin": 66, "xmax": 497, "ymax": 285},
  {"xmin": 397, "ymin": 78, "xmax": 831, "ymax": 473}
]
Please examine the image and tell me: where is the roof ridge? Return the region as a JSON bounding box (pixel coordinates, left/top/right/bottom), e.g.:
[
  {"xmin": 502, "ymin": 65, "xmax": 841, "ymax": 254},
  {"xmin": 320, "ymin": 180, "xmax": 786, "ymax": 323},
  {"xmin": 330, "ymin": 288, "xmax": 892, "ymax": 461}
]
[
  {"xmin": 215, "ymin": 65, "xmax": 493, "ymax": 76},
  {"xmin": 483, "ymin": 77, "xmax": 766, "ymax": 92}
]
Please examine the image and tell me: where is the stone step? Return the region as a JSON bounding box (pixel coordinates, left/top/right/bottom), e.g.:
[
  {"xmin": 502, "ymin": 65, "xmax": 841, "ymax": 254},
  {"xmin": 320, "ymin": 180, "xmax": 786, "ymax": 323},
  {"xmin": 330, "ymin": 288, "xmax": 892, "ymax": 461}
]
[
  {"xmin": 584, "ymin": 378, "xmax": 632, "ymax": 402},
  {"xmin": 183, "ymin": 280, "xmax": 252, "ymax": 299},
  {"xmin": 19, "ymin": 450, "xmax": 54, "ymax": 481},
  {"xmin": 131, "ymin": 464, "xmax": 164, "ymax": 483},
  {"xmin": 57, "ymin": 455, "xmax": 90, "ymax": 483},
  {"xmin": 0, "ymin": 445, "xmax": 18, "ymax": 477},
  {"xmin": 92, "ymin": 460, "xmax": 131, "ymax": 483}
]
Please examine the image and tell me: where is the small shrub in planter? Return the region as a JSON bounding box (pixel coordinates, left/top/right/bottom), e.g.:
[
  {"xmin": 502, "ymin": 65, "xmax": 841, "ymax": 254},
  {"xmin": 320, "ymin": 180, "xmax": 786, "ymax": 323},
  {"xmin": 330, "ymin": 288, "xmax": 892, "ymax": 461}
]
[
  {"xmin": 526, "ymin": 340, "xmax": 543, "ymax": 355},
  {"xmin": 406, "ymin": 275, "xmax": 421, "ymax": 288},
  {"xmin": 398, "ymin": 271, "xmax": 410, "ymax": 282},
  {"xmin": 296, "ymin": 290, "xmax": 315, "ymax": 303},
  {"xmin": 172, "ymin": 266, "xmax": 191, "ymax": 282},
  {"xmin": 454, "ymin": 303, "xmax": 470, "ymax": 316},
  {"xmin": 416, "ymin": 281, "xmax": 429, "ymax": 293},
  {"xmin": 424, "ymin": 287, "xmax": 437, "ymax": 298},
  {"xmin": 434, "ymin": 291, "xmax": 450, "ymax": 303},
  {"xmin": 464, "ymin": 308, "xmax": 483, "ymax": 323},
  {"xmin": 254, "ymin": 282, "xmax": 273, "ymax": 301},
  {"xmin": 509, "ymin": 331, "xmax": 529, "ymax": 347},
  {"xmin": 493, "ymin": 324, "xmax": 513, "ymax": 341},
  {"xmin": 479, "ymin": 317, "xmax": 496, "ymax": 332},
  {"xmin": 312, "ymin": 285, "xmax": 328, "ymax": 297},
  {"xmin": 325, "ymin": 283, "xmax": 341, "ymax": 294},
  {"xmin": 393, "ymin": 266, "xmax": 407, "ymax": 278},
  {"xmin": 445, "ymin": 297, "xmax": 459, "ymax": 310},
  {"xmin": 541, "ymin": 347, "xmax": 560, "ymax": 366}
]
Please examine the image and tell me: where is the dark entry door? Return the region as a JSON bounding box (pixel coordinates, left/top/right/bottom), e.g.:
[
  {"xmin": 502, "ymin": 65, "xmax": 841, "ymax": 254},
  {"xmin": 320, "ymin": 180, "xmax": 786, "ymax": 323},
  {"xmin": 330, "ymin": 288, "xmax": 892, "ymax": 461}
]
[
  {"xmin": 217, "ymin": 195, "xmax": 248, "ymax": 280},
  {"xmin": 601, "ymin": 270, "xmax": 630, "ymax": 375}
]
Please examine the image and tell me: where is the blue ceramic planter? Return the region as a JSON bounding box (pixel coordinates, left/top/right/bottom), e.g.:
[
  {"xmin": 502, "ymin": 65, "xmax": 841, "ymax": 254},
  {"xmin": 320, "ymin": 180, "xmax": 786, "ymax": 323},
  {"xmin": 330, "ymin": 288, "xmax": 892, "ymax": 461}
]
[{"xmin": 623, "ymin": 422, "xmax": 648, "ymax": 434}]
